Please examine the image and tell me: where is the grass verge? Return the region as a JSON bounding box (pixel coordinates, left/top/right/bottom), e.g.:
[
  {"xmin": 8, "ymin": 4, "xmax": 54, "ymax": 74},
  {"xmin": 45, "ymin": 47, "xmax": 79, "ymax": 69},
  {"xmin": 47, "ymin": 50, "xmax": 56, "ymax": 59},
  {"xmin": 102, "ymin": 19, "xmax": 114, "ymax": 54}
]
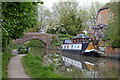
[
  {"xmin": 22, "ymin": 53, "xmax": 65, "ymax": 78},
  {"xmin": 2, "ymin": 52, "xmax": 14, "ymax": 78}
]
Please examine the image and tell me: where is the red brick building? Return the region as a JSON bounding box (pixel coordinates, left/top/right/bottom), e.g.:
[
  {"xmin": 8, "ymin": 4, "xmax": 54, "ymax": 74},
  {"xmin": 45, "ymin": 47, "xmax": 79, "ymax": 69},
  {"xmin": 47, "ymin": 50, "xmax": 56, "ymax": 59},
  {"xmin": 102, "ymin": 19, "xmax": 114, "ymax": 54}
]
[
  {"xmin": 96, "ymin": 2, "xmax": 119, "ymax": 56},
  {"xmin": 96, "ymin": 3, "xmax": 115, "ymax": 24}
]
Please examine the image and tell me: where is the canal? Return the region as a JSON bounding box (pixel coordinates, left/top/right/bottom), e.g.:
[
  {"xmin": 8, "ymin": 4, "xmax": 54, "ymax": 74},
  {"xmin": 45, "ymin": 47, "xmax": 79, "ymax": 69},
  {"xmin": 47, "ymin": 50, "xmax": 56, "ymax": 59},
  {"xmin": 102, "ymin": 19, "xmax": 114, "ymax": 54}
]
[{"xmin": 29, "ymin": 47, "xmax": 120, "ymax": 78}]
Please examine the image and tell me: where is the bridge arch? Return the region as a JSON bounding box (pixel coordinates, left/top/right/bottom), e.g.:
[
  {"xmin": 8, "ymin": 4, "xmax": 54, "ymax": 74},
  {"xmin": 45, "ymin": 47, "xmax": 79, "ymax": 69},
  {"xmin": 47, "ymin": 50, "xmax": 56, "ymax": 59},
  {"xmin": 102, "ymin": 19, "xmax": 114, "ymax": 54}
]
[
  {"xmin": 14, "ymin": 33, "xmax": 58, "ymax": 48},
  {"xmin": 23, "ymin": 38, "xmax": 46, "ymax": 47}
]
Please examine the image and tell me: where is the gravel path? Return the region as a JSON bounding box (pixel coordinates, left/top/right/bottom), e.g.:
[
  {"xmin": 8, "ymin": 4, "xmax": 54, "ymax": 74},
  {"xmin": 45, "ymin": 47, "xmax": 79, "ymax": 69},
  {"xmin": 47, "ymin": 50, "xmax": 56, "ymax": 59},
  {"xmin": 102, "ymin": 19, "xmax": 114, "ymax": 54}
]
[{"xmin": 7, "ymin": 54, "xmax": 30, "ymax": 78}]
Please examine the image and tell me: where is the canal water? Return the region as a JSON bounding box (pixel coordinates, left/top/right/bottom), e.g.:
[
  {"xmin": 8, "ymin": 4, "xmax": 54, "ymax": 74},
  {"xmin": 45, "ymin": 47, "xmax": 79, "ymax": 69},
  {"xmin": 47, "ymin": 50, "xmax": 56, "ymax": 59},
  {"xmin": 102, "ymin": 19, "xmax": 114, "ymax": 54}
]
[{"xmin": 29, "ymin": 47, "xmax": 120, "ymax": 78}]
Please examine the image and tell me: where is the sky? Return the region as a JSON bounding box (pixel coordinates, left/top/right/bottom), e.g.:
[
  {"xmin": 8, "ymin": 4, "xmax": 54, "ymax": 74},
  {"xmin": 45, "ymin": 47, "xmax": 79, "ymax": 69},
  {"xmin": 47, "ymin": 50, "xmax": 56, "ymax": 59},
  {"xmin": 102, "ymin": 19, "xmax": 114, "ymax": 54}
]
[{"xmin": 42, "ymin": 0, "xmax": 110, "ymax": 9}]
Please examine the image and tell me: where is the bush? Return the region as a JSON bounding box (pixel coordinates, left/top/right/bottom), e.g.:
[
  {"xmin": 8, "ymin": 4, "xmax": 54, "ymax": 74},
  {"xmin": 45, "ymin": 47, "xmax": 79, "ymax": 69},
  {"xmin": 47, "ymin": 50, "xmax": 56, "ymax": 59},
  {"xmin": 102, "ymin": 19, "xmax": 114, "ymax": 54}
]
[
  {"xmin": 59, "ymin": 34, "xmax": 70, "ymax": 38},
  {"xmin": 112, "ymin": 40, "xmax": 120, "ymax": 48},
  {"xmin": 55, "ymin": 43, "xmax": 61, "ymax": 46},
  {"xmin": 60, "ymin": 38, "xmax": 64, "ymax": 41}
]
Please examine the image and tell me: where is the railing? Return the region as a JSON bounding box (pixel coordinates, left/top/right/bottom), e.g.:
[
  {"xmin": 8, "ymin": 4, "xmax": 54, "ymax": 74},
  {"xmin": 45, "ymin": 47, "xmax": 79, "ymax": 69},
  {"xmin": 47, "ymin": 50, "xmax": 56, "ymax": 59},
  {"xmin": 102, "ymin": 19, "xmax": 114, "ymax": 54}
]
[{"xmin": 18, "ymin": 46, "xmax": 29, "ymax": 54}]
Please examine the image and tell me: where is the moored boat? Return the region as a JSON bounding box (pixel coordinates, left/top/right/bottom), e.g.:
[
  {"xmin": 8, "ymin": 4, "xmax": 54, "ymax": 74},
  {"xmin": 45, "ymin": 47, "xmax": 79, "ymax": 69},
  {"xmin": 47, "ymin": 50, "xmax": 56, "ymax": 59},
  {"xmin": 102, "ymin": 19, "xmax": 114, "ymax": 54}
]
[{"xmin": 61, "ymin": 34, "xmax": 99, "ymax": 56}]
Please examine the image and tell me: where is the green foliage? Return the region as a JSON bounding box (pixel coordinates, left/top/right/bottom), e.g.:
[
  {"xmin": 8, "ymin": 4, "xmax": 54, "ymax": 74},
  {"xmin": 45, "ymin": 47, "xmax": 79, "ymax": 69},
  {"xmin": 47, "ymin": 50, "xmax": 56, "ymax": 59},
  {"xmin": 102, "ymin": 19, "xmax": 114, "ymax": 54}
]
[
  {"xmin": 19, "ymin": 49, "xmax": 27, "ymax": 54},
  {"xmin": 10, "ymin": 43, "xmax": 18, "ymax": 50},
  {"xmin": 57, "ymin": 34, "xmax": 74, "ymax": 46},
  {"xmin": 47, "ymin": 29, "xmax": 56, "ymax": 34},
  {"xmin": 24, "ymin": 39, "xmax": 45, "ymax": 47},
  {"xmin": 59, "ymin": 34, "xmax": 74, "ymax": 39},
  {"xmin": 22, "ymin": 53, "xmax": 64, "ymax": 78},
  {"xmin": 2, "ymin": 2, "xmax": 40, "ymax": 50},
  {"xmin": 88, "ymin": 1, "xmax": 103, "ymax": 24},
  {"xmin": 25, "ymin": 26, "xmax": 39, "ymax": 33},
  {"xmin": 47, "ymin": 2, "xmax": 83, "ymax": 36},
  {"xmin": 111, "ymin": 40, "xmax": 120, "ymax": 48},
  {"xmin": 2, "ymin": 53, "xmax": 13, "ymax": 78},
  {"xmin": 55, "ymin": 43, "xmax": 61, "ymax": 46},
  {"xmin": 38, "ymin": 5, "xmax": 52, "ymax": 32},
  {"xmin": 103, "ymin": 3, "xmax": 120, "ymax": 48},
  {"xmin": 50, "ymin": 35, "xmax": 58, "ymax": 48},
  {"xmin": 59, "ymin": 34, "xmax": 69, "ymax": 38}
]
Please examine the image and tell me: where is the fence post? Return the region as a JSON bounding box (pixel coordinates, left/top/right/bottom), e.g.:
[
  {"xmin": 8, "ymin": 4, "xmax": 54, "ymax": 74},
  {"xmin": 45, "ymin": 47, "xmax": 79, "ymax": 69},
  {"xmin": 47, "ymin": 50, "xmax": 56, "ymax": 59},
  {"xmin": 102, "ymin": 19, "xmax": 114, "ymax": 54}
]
[
  {"xmin": 18, "ymin": 46, "xmax": 20, "ymax": 52},
  {"xmin": 26, "ymin": 46, "xmax": 29, "ymax": 53}
]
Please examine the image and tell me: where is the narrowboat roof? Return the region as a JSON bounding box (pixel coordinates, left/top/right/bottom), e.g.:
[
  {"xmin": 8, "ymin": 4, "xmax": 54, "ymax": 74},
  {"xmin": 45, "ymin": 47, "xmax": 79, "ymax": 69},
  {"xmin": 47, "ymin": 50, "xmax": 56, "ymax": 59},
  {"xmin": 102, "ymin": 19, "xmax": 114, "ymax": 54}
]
[
  {"xmin": 72, "ymin": 33, "xmax": 89, "ymax": 39},
  {"xmin": 63, "ymin": 39, "xmax": 72, "ymax": 44}
]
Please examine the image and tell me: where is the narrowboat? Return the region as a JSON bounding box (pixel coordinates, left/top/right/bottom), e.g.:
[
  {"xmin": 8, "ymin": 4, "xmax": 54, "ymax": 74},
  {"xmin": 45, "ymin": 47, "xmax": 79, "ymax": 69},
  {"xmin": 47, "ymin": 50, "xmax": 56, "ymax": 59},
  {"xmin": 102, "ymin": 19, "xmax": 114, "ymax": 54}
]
[{"xmin": 61, "ymin": 34, "xmax": 99, "ymax": 56}]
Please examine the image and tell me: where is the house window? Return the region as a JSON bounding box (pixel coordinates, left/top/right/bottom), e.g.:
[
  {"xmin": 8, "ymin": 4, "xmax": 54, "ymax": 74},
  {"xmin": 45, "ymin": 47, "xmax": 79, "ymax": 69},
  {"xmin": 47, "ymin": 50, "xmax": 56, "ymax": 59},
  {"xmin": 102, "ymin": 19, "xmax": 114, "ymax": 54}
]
[
  {"xmin": 109, "ymin": 12, "xmax": 112, "ymax": 20},
  {"xmin": 99, "ymin": 15, "xmax": 101, "ymax": 22}
]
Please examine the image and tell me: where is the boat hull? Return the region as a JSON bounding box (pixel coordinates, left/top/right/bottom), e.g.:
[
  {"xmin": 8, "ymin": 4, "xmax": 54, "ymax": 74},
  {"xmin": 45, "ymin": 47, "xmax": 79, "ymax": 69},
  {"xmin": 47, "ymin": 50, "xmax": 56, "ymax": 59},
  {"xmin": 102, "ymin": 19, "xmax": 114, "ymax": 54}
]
[
  {"xmin": 62, "ymin": 49, "xmax": 100, "ymax": 57},
  {"xmin": 62, "ymin": 49, "xmax": 82, "ymax": 55},
  {"xmin": 83, "ymin": 51, "xmax": 100, "ymax": 57}
]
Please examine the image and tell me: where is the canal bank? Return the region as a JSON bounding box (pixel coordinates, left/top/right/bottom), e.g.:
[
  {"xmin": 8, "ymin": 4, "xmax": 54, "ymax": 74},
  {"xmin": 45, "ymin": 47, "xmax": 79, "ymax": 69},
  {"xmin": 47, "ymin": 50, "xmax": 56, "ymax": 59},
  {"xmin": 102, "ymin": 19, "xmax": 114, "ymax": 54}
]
[
  {"xmin": 98, "ymin": 51, "xmax": 120, "ymax": 60},
  {"xmin": 48, "ymin": 47, "xmax": 120, "ymax": 60},
  {"xmin": 23, "ymin": 47, "xmax": 120, "ymax": 78}
]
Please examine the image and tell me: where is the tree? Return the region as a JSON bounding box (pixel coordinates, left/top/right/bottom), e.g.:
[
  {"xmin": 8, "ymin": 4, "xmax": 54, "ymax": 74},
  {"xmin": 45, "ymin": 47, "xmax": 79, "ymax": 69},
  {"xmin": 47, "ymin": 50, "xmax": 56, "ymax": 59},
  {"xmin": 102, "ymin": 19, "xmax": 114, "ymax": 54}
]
[
  {"xmin": 88, "ymin": 1, "xmax": 103, "ymax": 25},
  {"xmin": 38, "ymin": 5, "xmax": 52, "ymax": 32},
  {"xmin": 2, "ymin": 2, "xmax": 42, "ymax": 50},
  {"xmin": 47, "ymin": 1, "xmax": 83, "ymax": 36},
  {"xmin": 78, "ymin": 7, "xmax": 90, "ymax": 29}
]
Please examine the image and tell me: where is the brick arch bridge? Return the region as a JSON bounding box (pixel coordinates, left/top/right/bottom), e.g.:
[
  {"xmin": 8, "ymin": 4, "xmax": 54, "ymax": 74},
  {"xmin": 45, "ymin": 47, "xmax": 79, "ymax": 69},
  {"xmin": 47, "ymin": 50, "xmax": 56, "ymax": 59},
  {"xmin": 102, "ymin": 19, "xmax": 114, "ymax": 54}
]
[{"xmin": 14, "ymin": 33, "xmax": 59, "ymax": 48}]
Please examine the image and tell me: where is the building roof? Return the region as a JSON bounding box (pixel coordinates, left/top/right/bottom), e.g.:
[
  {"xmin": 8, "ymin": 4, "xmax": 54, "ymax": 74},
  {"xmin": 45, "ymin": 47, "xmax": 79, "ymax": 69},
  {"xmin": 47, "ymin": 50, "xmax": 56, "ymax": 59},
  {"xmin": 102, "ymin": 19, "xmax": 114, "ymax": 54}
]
[
  {"xmin": 98, "ymin": 4, "xmax": 109, "ymax": 13},
  {"xmin": 72, "ymin": 34, "xmax": 89, "ymax": 39}
]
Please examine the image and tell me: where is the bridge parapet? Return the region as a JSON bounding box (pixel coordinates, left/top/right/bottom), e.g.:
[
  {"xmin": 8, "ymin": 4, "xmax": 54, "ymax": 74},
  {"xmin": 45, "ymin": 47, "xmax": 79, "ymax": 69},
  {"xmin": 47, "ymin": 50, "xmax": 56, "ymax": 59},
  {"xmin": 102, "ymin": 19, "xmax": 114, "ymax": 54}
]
[{"xmin": 14, "ymin": 33, "xmax": 59, "ymax": 48}]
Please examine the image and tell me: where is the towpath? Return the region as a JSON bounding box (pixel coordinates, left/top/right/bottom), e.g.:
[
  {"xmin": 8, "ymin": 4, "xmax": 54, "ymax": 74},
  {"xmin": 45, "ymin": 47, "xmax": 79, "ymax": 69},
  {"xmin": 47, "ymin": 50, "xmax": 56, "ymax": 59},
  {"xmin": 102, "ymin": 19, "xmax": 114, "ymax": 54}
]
[{"xmin": 7, "ymin": 51, "xmax": 30, "ymax": 78}]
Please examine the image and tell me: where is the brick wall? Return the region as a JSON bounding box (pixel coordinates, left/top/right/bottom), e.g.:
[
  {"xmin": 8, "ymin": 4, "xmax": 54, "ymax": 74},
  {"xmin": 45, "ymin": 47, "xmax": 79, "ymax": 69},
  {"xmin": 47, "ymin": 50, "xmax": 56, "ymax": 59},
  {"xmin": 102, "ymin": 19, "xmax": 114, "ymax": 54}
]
[
  {"xmin": 96, "ymin": 9, "xmax": 114, "ymax": 24},
  {"xmin": 105, "ymin": 46, "xmax": 120, "ymax": 55}
]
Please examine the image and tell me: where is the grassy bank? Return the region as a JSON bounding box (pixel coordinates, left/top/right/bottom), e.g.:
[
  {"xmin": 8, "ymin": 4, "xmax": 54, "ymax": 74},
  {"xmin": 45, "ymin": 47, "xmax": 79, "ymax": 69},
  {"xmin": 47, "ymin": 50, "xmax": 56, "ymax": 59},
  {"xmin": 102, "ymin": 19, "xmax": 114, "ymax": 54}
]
[
  {"xmin": 2, "ymin": 50, "xmax": 13, "ymax": 78},
  {"xmin": 22, "ymin": 53, "xmax": 64, "ymax": 78}
]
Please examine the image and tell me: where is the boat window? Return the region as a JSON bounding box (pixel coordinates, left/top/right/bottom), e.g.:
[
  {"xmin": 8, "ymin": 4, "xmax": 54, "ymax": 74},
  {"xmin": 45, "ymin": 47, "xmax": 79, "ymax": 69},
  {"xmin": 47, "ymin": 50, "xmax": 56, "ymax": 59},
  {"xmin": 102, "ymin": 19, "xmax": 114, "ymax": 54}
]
[
  {"xmin": 64, "ymin": 46, "xmax": 66, "ymax": 48},
  {"xmin": 74, "ymin": 46, "xmax": 76, "ymax": 48},
  {"xmin": 77, "ymin": 40, "xmax": 79, "ymax": 43},
  {"xmin": 64, "ymin": 58, "xmax": 66, "ymax": 61},
  {"xmin": 71, "ymin": 45, "xmax": 73, "ymax": 48},
  {"xmin": 71, "ymin": 61, "xmax": 73, "ymax": 64},
  {"xmin": 78, "ymin": 46, "xmax": 79, "ymax": 48},
  {"xmin": 67, "ymin": 45, "xmax": 69, "ymax": 48}
]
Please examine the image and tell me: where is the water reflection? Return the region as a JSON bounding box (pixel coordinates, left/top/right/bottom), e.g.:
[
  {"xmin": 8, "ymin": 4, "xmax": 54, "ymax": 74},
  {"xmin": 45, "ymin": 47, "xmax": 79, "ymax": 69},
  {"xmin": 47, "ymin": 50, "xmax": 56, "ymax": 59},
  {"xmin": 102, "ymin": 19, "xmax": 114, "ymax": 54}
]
[
  {"xmin": 29, "ymin": 47, "xmax": 120, "ymax": 78},
  {"xmin": 62, "ymin": 52, "xmax": 119, "ymax": 78}
]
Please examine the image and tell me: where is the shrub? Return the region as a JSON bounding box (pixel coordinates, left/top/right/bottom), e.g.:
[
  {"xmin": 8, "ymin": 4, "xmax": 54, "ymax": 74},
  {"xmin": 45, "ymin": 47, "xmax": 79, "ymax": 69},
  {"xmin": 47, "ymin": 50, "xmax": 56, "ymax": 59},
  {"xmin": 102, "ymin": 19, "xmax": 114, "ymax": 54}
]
[
  {"xmin": 55, "ymin": 43, "xmax": 61, "ymax": 46},
  {"xmin": 112, "ymin": 40, "xmax": 120, "ymax": 48},
  {"xmin": 59, "ymin": 34, "xmax": 70, "ymax": 38},
  {"xmin": 2, "ymin": 45, "xmax": 15, "ymax": 78}
]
